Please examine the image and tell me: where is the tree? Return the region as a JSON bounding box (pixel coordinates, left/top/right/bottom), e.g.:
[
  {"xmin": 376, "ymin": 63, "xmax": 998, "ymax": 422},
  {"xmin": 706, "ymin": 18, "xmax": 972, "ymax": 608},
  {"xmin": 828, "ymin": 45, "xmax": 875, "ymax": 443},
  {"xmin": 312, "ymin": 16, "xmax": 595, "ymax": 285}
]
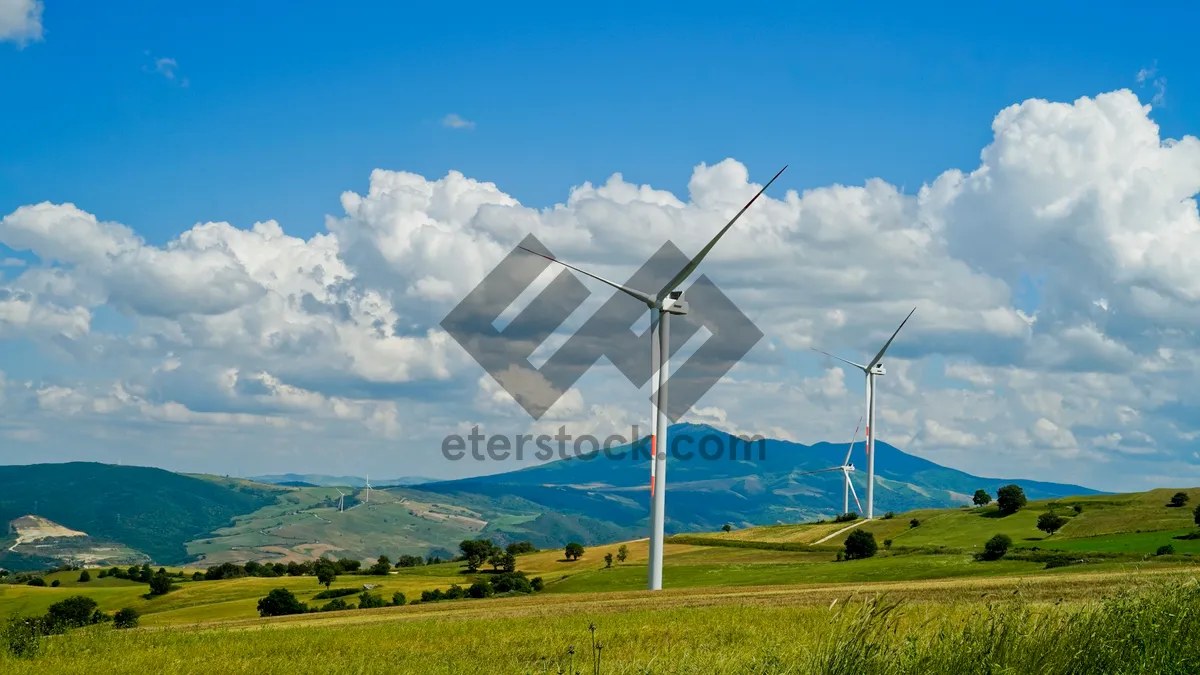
[
  {"xmin": 909, "ymin": 519, "xmax": 921, "ymax": 529},
  {"xmin": 564, "ymin": 542, "xmax": 585, "ymax": 561},
  {"xmin": 394, "ymin": 555, "xmax": 424, "ymax": 568},
  {"xmin": 982, "ymin": 534, "xmax": 1012, "ymax": 560},
  {"xmin": 315, "ymin": 561, "xmax": 337, "ymax": 589},
  {"xmin": 148, "ymin": 570, "xmax": 172, "ymax": 596},
  {"xmin": 531, "ymin": 577, "xmax": 544, "ymax": 591},
  {"xmin": 843, "ymin": 530, "xmax": 878, "ymax": 560},
  {"xmin": 27, "ymin": 577, "xmax": 45, "ymax": 587},
  {"xmin": 722, "ymin": 524, "xmax": 732, "ymax": 533},
  {"xmin": 506, "ymin": 541, "xmax": 536, "ymax": 556},
  {"xmin": 501, "ymin": 552, "xmax": 517, "ymax": 573},
  {"xmin": 972, "ymin": 489, "xmax": 992, "ymax": 506},
  {"xmin": 1169, "ymin": 492, "xmax": 1190, "ymax": 508},
  {"xmin": 460, "ymin": 539, "xmax": 494, "ymax": 572},
  {"xmin": 883, "ymin": 539, "xmax": 893, "ymax": 549},
  {"xmin": 192, "ymin": 572, "xmax": 204, "ymax": 581},
  {"xmin": 113, "ymin": 607, "xmax": 140, "ymax": 629},
  {"xmin": 996, "ymin": 484, "xmax": 1027, "ymax": 516},
  {"xmin": 335, "ymin": 558, "xmax": 361, "ymax": 573},
  {"xmin": 1194, "ymin": 503, "xmax": 1200, "ymax": 527},
  {"xmin": 51, "ymin": 579, "xmax": 61, "ymax": 587},
  {"xmin": 1037, "ymin": 512, "xmax": 1069, "ymax": 536},
  {"xmin": 46, "ymin": 596, "xmax": 98, "ymax": 628},
  {"xmin": 616, "ymin": 545, "xmax": 628, "ymax": 563},
  {"xmin": 368, "ymin": 555, "xmax": 391, "ymax": 575},
  {"xmin": 1157, "ymin": 544, "xmax": 1175, "ymax": 556},
  {"xmin": 392, "ymin": 592, "xmax": 406, "ymax": 606},
  {"xmin": 257, "ymin": 588, "xmax": 308, "ymax": 617},
  {"xmin": 604, "ymin": 553, "xmax": 613, "ymax": 568},
  {"xmin": 488, "ymin": 547, "xmax": 507, "ymax": 571},
  {"xmin": 77, "ymin": 570, "xmax": 91, "ymax": 583}
]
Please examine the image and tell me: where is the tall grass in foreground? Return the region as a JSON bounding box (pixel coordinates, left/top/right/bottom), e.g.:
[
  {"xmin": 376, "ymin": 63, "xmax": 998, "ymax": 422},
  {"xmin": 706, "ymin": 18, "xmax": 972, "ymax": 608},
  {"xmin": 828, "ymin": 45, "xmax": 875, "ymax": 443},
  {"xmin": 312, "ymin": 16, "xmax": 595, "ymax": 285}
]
[
  {"xmin": 816, "ymin": 579, "xmax": 1200, "ymax": 674},
  {"xmin": 2, "ymin": 578, "xmax": 1197, "ymax": 673}
]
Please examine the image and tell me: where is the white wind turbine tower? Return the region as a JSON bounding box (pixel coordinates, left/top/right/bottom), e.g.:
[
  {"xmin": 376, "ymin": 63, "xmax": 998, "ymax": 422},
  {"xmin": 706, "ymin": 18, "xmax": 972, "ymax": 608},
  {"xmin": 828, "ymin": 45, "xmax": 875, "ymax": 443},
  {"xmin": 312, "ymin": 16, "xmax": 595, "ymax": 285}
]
[
  {"xmin": 796, "ymin": 416, "xmax": 863, "ymax": 515},
  {"xmin": 364, "ymin": 474, "xmax": 371, "ymax": 505},
  {"xmin": 519, "ymin": 165, "xmax": 787, "ymax": 591},
  {"xmin": 334, "ymin": 488, "xmax": 346, "ymax": 513},
  {"xmin": 812, "ymin": 307, "xmax": 916, "ymax": 519}
]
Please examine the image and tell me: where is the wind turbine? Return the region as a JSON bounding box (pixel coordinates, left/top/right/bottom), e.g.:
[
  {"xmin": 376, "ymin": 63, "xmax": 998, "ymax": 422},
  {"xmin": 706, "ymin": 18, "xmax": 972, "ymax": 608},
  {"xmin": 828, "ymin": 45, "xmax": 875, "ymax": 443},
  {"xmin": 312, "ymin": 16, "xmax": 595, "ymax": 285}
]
[
  {"xmin": 364, "ymin": 474, "xmax": 371, "ymax": 505},
  {"xmin": 796, "ymin": 416, "xmax": 863, "ymax": 515},
  {"xmin": 519, "ymin": 164, "xmax": 787, "ymax": 591},
  {"xmin": 812, "ymin": 307, "xmax": 916, "ymax": 519},
  {"xmin": 334, "ymin": 488, "xmax": 346, "ymax": 513}
]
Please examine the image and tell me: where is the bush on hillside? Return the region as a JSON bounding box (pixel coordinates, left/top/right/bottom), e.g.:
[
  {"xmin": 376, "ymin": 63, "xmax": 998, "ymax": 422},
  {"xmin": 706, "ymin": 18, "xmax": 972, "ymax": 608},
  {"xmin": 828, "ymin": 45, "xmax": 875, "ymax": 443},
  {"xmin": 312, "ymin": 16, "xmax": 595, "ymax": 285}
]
[
  {"xmin": 909, "ymin": 519, "xmax": 921, "ymax": 529},
  {"xmin": 46, "ymin": 596, "xmax": 98, "ymax": 629},
  {"xmin": 973, "ymin": 489, "xmax": 992, "ymax": 506},
  {"xmin": 467, "ymin": 580, "xmax": 493, "ymax": 599},
  {"xmin": 1156, "ymin": 544, "xmax": 1175, "ymax": 556},
  {"xmin": 358, "ymin": 591, "xmax": 386, "ymax": 608},
  {"xmin": 834, "ymin": 512, "xmax": 859, "ymax": 523},
  {"xmin": 319, "ymin": 598, "xmax": 352, "ymax": 612},
  {"xmin": 1037, "ymin": 513, "xmax": 1069, "ymax": 536},
  {"xmin": 392, "ymin": 591, "xmax": 406, "ymax": 606},
  {"xmin": 78, "ymin": 570, "xmax": 91, "ymax": 583},
  {"xmin": 1169, "ymin": 492, "xmax": 1190, "ymax": 508},
  {"xmin": 113, "ymin": 607, "xmax": 140, "ymax": 629},
  {"xmin": 981, "ymin": 534, "xmax": 1013, "ymax": 560},
  {"xmin": 256, "ymin": 588, "xmax": 307, "ymax": 617},
  {"xmin": 843, "ymin": 530, "xmax": 878, "ymax": 560},
  {"xmin": 313, "ymin": 587, "xmax": 359, "ymax": 600}
]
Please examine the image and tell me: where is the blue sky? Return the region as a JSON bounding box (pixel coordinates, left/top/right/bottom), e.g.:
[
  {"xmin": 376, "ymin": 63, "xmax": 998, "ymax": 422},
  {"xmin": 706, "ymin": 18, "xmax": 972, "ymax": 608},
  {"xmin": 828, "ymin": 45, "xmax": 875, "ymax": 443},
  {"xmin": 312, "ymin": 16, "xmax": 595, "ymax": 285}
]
[
  {"xmin": 3, "ymin": 2, "xmax": 1194, "ymax": 239},
  {"xmin": 1, "ymin": 1, "xmax": 1199, "ymax": 491}
]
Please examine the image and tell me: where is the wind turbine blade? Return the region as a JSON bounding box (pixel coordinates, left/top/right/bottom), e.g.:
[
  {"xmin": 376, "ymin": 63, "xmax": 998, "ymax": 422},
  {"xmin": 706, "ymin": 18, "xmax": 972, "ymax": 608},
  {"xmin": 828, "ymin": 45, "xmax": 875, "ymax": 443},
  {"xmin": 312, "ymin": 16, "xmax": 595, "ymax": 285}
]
[
  {"xmin": 811, "ymin": 348, "xmax": 867, "ymax": 372},
  {"xmin": 797, "ymin": 466, "xmax": 844, "ymax": 477},
  {"xmin": 866, "ymin": 307, "xmax": 917, "ymax": 370},
  {"xmin": 845, "ymin": 469, "xmax": 863, "ymax": 513},
  {"xmin": 517, "ymin": 246, "xmax": 655, "ymax": 306},
  {"xmin": 655, "ymin": 165, "xmax": 787, "ymax": 302},
  {"xmin": 843, "ymin": 415, "xmax": 863, "ymax": 466}
]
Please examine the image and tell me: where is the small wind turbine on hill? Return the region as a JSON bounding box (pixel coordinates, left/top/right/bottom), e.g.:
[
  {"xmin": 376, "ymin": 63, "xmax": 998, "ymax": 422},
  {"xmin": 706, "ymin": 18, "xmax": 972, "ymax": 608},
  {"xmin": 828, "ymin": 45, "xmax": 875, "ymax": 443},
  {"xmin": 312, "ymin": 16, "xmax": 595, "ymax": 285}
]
[
  {"xmin": 796, "ymin": 416, "xmax": 863, "ymax": 515},
  {"xmin": 812, "ymin": 307, "xmax": 916, "ymax": 519},
  {"xmin": 364, "ymin": 474, "xmax": 371, "ymax": 505},
  {"xmin": 518, "ymin": 165, "xmax": 787, "ymax": 591},
  {"xmin": 334, "ymin": 488, "xmax": 346, "ymax": 513}
]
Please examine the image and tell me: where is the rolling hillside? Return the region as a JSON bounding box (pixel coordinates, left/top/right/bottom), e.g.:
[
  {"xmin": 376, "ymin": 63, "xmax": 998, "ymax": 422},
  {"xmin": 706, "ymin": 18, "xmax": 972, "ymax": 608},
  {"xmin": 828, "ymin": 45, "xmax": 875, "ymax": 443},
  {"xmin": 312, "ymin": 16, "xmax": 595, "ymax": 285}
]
[{"xmin": 0, "ymin": 463, "xmax": 279, "ymax": 569}]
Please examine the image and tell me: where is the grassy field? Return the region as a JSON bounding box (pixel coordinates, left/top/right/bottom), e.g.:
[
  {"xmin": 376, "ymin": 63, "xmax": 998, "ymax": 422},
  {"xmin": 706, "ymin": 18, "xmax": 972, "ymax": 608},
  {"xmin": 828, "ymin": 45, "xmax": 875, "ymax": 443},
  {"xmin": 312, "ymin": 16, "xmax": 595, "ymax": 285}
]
[{"xmin": 2, "ymin": 569, "xmax": 1197, "ymax": 673}]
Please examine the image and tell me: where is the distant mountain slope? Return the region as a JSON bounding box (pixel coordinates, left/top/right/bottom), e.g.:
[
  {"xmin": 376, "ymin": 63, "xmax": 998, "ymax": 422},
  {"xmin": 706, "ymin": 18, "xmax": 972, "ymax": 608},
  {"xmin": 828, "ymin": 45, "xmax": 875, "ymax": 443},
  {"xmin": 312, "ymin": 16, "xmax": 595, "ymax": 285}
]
[
  {"xmin": 250, "ymin": 473, "xmax": 435, "ymax": 487},
  {"xmin": 411, "ymin": 423, "xmax": 1100, "ymax": 536},
  {"xmin": 0, "ymin": 462, "xmax": 279, "ymax": 566}
]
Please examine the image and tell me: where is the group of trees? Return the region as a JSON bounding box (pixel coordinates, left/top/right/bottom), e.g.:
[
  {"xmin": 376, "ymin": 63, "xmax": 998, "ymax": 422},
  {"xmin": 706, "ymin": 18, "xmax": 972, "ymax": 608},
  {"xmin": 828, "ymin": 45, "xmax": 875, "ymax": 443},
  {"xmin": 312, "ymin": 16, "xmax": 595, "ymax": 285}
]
[
  {"xmin": 3, "ymin": 596, "xmax": 138, "ymax": 658},
  {"xmin": 420, "ymin": 570, "xmax": 545, "ymax": 603},
  {"xmin": 971, "ymin": 485, "xmax": 1028, "ymax": 515},
  {"xmin": 459, "ymin": 539, "xmax": 537, "ymax": 572}
]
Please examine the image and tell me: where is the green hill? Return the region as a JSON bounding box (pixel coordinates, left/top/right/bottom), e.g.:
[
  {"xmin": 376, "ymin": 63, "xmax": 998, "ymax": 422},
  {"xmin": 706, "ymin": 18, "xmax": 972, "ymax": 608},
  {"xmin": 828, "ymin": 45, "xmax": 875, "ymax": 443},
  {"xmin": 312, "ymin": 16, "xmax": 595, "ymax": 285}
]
[
  {"xmin": 684, "ymin": 486, "xmax": 1200, "ymax": 557},
  {"xmin": 0, "ymin": 463, "xmax": 279, "ymax": 568}
]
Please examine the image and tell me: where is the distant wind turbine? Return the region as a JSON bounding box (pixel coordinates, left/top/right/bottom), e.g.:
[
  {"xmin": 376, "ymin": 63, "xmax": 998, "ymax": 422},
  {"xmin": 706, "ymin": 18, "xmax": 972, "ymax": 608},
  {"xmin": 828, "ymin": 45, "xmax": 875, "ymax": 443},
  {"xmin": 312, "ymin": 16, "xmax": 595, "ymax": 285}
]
[
  {"xmin": 812, "ymin": 307, "xmax": 916, "ymax": 519},
  {"xmin": 797, "ymin": 416, "xmax": 863, "ymax": 515}
]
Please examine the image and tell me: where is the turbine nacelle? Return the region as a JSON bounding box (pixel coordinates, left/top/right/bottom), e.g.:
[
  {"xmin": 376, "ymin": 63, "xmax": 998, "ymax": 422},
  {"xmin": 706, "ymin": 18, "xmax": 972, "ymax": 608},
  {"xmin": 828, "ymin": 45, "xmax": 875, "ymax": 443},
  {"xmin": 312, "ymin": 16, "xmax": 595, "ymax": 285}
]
[{"xmin": 870, "ymin": 363, "xmax": 886, "ymax": 376}]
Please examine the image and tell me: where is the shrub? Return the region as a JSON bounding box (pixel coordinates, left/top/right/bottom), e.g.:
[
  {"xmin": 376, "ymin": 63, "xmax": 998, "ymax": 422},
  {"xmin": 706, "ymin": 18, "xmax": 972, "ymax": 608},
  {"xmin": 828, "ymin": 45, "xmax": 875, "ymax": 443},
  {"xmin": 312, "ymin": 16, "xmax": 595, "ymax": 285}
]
[
  {"xmin": 1074, "ymin": 504, "xmax": 1083, "ymax": 514},
  {"xmin": 466, "ymin": 580, "xmax": 493, "ymax": 599},
  {"xmin": 51, "ymin": 579, "xmax": 61, "ymax": 587},
  {"xmin": 883, "ymin": 511, "xmax": 896, "ymax": 520},
  {"xmin": 148, "ymin": 571, "xmax": 173, "ymax": 596},
  {"xmin": 313, "ymin": 587, "xmax": 359, "ymax": 600},
  {"xmin": 421, "ymin": 588, "xmax": 445, "ymax": 602},
  {"xmin": 506, "ymin": 541, "xmax": 536, "ymax": 555},
  {"xmin": 909, "ymin": 519, "xmax": 921, "ymax": 529},
  {"xmin": 358, "ymin": 591, "xmax": 386, "ymax": 608},
  {"xmin": 531, "ymin": 576, "xmax": 544, "ymax": 592},
  {"xmin": 392, "ymin": 591, "xmax": 406, "ymax": 606},
  {"xmin": 1037, "ymin": 513, "xmax": 1069, "ymax": 536},
  {"xmin": 492, "ymin": 572, "xmax": 533, "ymax": 594},
  {"xmin": 1169, "ymin": 492, "xmax": 1190, "ymax": 508},
  {"xmin": 1194, "ymin": 503, "xmax": 1200, "ymax": 527},
  {"xmin": 78, "ymin": 570, "xmax": 91, "ymax": 583},
  {"xmin": 191, "ymin": 571, "xmax": 204, "ymax": 581},
  {"xmin": 604, "ymin": 553, "xmax": 613, "ymax": 568},
  {"xmin": 1156, "ymin": 544, "xmax": 1175, "ymax": 556},
  {"xmin": 113, "ymin": 607, "xmax": 140, "ymax": 629},
  {"xmin": 46, "ymin": 596, "xmax": 98, "ymax": 629},
  {"xmin": 320, "ymin": 598, "xmax": 351, "ymax": 612},
  {"xmin": 3, "ymin": 616, "xmax": 43, "ymax": 658},
  {"xmin": 834, "ymin": 512, "xmax": 859, "ymax": 523},
  {"xmin": 256, "ymin": 588, "xmax": 307, "ymax": 617},
  {"xmin": 26, "ymin": 577, "xmax": 45, "ymax": 587},
  {"xmin": 883, "ymin": 539, "xmax": 893, "ymax": 549},
  {"xmin": 982, "ymin": 534, "xmax": 1013, "ymax": 560},
  {"xmin": 843, "ymin": 530, "xmax": 878, "ymax": 560},
  {"xmin": 394, "ymin": 555, "xmax": 424, "ymax": 568},
  {"xmin": 996, "ymin": 484, "xmax": 1027, "ymax": 515}
]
